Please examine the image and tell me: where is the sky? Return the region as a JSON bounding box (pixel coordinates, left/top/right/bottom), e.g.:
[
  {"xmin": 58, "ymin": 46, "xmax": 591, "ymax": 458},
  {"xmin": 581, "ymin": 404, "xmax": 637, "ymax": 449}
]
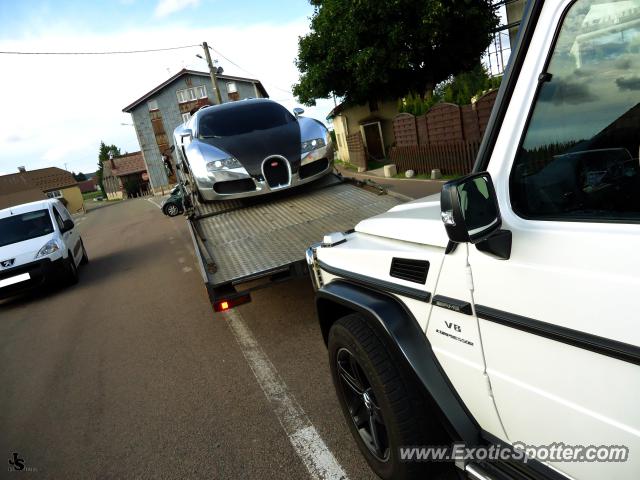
[{"xmin": 0, "ymin": 0, "xmax": 336, "ymax": 176}]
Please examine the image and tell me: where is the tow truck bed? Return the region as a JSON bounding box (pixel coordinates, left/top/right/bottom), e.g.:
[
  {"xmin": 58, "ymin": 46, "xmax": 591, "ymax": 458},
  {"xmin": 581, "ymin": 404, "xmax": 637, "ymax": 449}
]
[{"xmin": 186, "ymin": 173, "xmax": 403, "ymax": 310}]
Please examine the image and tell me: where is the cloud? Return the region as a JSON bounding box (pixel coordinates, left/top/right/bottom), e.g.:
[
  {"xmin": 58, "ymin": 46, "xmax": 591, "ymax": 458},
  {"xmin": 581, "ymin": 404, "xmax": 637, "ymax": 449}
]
[
  {"xmin": 154, "ymin": 0, "xmax": 199, "ymax": 18},
  {"xmin": 0, "ymin": 19, "xmax": 334, "ymax": 174},
  {"xmin": 539, "ymin": 80, "xmax": 596, "ymax": 105},
  {"xmin": 616, "ymin": 76, "xmax": 640, "ymax": 91}
]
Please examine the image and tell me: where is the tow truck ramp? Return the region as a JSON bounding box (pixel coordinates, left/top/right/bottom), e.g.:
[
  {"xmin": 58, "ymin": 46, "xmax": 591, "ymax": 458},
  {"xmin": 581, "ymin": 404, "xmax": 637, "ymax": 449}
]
[{"xmin": 187, "ymin": 173, "xmax": 403, "ymax": 311}]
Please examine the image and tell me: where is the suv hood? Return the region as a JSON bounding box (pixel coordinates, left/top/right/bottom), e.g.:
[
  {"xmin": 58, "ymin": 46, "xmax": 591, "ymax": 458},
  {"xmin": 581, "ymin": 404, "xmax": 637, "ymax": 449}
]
[
  {"xmin": 355, "ymin": 193, "xmax": 449, "ymax": 247},
  {"xmin": 0, "ymin": 233, "xmax": 56, "ymax": 268}
]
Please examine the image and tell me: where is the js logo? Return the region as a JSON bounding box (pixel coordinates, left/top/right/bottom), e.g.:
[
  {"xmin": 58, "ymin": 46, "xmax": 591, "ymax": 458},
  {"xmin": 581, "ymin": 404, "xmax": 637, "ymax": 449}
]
[{"xmin": 8, "ymin": 452, "xmax": 25, "ymax": 471}]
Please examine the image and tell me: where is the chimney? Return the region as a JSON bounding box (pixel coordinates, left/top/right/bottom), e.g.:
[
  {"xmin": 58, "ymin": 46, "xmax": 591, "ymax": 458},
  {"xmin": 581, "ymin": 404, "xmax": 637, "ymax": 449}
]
[{"xmin": 17, "ymin": 166, "xmax": 26, "ymax": 173}]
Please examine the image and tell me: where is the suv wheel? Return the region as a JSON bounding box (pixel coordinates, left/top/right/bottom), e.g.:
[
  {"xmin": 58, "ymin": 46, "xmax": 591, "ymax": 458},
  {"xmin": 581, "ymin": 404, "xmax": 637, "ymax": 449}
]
[{"xmin": 328, "ymin": 313, "xmax": 452, "ymax": 480}]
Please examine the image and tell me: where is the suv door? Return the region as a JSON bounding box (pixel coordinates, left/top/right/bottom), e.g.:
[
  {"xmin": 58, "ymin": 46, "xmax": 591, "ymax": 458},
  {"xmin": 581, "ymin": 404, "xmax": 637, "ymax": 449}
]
[{"xmin": 470, "ymin": 1, "xmax": 640, "ymax": 479}]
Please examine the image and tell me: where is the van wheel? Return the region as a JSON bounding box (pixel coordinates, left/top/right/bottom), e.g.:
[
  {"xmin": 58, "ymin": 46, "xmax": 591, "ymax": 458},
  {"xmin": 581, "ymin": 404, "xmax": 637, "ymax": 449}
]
[
  {"xmin": 80, "ymin": 241, "xmax": 89, "ymax": 265},
  {"xmin": 328, "ymin": 314, "xmax": 452, "ymax": 480},
  {"xmin": 66, "ymin": 255, "xmax": 79, "ymax": 285}
]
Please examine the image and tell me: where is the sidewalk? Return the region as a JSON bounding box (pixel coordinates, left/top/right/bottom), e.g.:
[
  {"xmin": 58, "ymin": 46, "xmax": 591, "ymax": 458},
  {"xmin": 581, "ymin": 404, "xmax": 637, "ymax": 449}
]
[{"xmin": 335, "ymin": 165, "xmax": 446, "ymax": 200}]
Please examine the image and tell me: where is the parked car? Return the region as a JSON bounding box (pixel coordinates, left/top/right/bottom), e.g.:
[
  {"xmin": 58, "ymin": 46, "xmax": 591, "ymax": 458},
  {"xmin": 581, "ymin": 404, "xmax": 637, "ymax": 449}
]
[
  {"xmin": 173, "ymin": 99, "xmax": 334, "ymax": 201},
  {"xmin": 0, "ymin": 199, "xmax": 88, "ymax": 299},
  {"xmin": 306, "ymin": 1, "xmax": 640, "ymax": 479},
  {"xmin": 161, "ymin": 185, "xmax": 185, "ymax": 217}
]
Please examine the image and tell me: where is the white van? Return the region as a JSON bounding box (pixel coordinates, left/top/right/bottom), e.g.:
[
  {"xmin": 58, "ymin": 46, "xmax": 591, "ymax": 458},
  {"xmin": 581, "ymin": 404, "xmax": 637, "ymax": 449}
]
[{"xmin": 0, "ymin": 199, "xmax": 88, "ymax": 299}]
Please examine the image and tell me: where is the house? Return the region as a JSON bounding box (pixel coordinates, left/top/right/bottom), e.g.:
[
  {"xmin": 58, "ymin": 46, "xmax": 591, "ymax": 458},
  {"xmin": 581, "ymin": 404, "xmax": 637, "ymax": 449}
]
[
  {"xmin": 78, "ymin": 178, "xmax": 98, "ymax": 193},
  {"xmin": 0, "ymin": 167, "xmax": 83, "ymax": 213},
  {"xmin": 122, "ymin": 69, "xmax": 269, "ymax": 194},
  {"xmin": 102, "ymin": 151, "xmax": 149, "ymax": 200},
  {"xmin": 327, "ymin": 99, "xmax": 400, "ymax": 168}
]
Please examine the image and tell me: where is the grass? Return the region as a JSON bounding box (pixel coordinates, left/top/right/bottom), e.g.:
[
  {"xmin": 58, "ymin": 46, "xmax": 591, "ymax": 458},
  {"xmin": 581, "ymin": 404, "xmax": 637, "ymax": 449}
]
[
  {"xmin": 82, "ymin": 190, "xmax": 102, "ymax": 200},
  {"xmin": 334, "ymin": 159, "xmax": 359, "ymax": 172}
]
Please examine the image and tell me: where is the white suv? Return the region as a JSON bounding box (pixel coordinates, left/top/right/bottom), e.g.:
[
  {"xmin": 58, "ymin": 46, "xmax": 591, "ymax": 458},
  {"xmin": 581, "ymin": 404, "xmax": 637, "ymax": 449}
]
[
  {"xmin": 0, "ymin": 199, "xmax": 88, "ymax": 299},
  {"xmin": 307, "ymin": 0, "xmax": 640, "ymax": 479}
]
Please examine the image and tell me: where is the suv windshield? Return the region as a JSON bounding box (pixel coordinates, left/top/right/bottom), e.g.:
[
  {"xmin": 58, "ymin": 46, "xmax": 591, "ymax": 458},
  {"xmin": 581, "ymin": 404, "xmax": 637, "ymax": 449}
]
[
  {"xmin": 0, "ymin": 210, "xmax": 54, "ymax": 247},
  {"xmin": 198, "ymin": 102, "xmax": 295, "ymax": 138}
]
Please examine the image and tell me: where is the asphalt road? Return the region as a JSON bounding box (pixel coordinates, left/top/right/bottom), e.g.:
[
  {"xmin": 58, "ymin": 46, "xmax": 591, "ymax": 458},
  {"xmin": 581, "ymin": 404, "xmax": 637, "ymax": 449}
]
[{"xmin": 0, "ymin": 198, "xmax": 376, "ymax": 479}]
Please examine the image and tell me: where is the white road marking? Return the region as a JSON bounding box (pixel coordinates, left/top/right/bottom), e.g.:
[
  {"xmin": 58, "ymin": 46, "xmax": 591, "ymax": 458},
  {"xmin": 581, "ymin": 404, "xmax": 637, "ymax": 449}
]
[
  {"xmin": 181, "ymin": 266, "xmax": 192, "ymax": 273},
  {"xmin": 225, "ymin": 309, "xmax": 348, "ymax": 480},
  {"xmin": 146, "ymin": 197, "xmax": 163, "ymax": 209}
]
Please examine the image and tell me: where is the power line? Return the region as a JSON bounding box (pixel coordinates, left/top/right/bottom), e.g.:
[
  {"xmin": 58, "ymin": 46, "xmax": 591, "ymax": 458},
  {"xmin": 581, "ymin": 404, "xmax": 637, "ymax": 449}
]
[
  {"xmin": 0, "ymin": 44, "xmax": 201, "ymax": 55},
  {"xmin": 207, "ymin": 45, "xmax": 295, "ymax": 96}
]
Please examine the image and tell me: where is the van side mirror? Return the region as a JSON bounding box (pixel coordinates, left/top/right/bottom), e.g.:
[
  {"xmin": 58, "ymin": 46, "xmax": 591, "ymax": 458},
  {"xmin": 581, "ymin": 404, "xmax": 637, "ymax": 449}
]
[
  {"xmin": 293, "ymin": 107, "xmax": 304, "ymax": 118},
  {"xmin": 62, "ymin": 219, "xmax": 75, "ymax": 233},
  {"xmin": 440, "ymin": 172, "xmax": 501, "ymax": 244}
]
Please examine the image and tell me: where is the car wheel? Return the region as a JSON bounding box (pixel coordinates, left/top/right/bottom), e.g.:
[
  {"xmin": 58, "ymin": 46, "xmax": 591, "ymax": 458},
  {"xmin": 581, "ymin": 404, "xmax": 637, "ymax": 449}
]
[
  {"xmin": 80, "ymin": 240, "xmax": 89, "ymax": 265},
  {"xmin": 164, "ymin": 203, "xmax": 180, "ymax": 217},
  {"xmin": 66, "ymin": 254, "xmax": 79, "ymax": 285},
  {"xmin": 328, "ymin": 313, "xmax": 452, "ymax": 480}
]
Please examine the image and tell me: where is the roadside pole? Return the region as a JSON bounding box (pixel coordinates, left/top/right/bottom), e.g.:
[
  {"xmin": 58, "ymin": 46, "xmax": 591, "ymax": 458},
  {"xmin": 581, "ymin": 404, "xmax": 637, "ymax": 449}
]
[{"xmin": 202, "ymin": 42, "xmax": 223, "ymax": 105}]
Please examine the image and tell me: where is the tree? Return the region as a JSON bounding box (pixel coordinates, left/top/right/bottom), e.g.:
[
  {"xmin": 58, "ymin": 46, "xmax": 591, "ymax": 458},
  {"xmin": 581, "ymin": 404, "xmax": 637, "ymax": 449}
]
[
  {"xmin": 73, "ymin": 172, "xmax": 87, "ymax": 181},
  {"xmin": 436, "ymin": 64, "xmax": 502, "ymax": 105},
  {"xmin": 293, "ymin": 0, "xmax": 498, "ymax": 106},
  {"xmin": 96, "ymin": 141, "xmax": 122, "ymax": 193}
]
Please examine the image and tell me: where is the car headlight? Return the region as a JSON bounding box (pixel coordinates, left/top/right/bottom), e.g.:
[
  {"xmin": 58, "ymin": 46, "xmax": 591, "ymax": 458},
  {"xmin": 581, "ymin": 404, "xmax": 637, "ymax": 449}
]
[
  {"xmin": 206, "ymin": 157, "xmax": 242, "ymax": 172},
  {"xmin": 36, "ymin": 239, "xmax": 60, "ymax": 258},
  {"xmin": 301, "ymin": 138, "xmax": 326, "ymax": 154}
]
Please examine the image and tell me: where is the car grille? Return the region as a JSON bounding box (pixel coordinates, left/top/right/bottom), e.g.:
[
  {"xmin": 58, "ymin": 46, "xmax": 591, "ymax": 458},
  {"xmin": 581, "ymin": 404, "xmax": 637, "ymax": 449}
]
[
  {"xmin": 299, "ymin": 158, "xmax": 329, "ymax": 179},
  {"xmin": 213, "ymin": 179, "xmax": 257, "ymax": 195},
  {"xmin": 263, "ymin": 157, "xmax": 290, "ymax": 189}
]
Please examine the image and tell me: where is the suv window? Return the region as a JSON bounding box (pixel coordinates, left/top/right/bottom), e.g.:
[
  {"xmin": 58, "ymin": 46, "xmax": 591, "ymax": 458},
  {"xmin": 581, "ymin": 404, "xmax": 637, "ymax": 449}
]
[{"xmin": 510, "ymin": 0, "xmax": 640, "ymax": 221}]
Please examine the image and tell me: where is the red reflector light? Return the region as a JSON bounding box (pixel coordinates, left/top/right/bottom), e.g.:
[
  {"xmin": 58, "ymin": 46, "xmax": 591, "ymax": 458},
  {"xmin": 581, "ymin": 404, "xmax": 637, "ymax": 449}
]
[
  {"xmin": 213, "ymin": 294, "xmax": 251, "ymax": 312},
  {"xmin": 271, "ymin": 161, "xmax": 278, "ymax": 167}
]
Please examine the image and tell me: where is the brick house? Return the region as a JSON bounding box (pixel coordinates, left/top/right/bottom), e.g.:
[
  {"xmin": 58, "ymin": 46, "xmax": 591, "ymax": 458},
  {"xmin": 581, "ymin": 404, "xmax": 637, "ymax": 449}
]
[{"xmin": 122, "ymin": 69, "xmax": 269, "ymax": 194}]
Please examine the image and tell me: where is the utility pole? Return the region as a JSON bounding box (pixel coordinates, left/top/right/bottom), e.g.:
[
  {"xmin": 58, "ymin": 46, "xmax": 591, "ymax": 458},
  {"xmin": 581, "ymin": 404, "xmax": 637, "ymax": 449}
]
[{"xmin": 202, "ymin": 42, "xmax": 223, "ymax": 105}]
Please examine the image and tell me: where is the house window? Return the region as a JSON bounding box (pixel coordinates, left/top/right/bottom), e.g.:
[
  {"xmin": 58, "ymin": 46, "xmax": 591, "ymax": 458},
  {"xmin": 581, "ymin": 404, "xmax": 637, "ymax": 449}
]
[
  {"xmin": 176, "ymin": 90, "xmax": 186, "ymax": 103},
  {"xmin": 181, "ymin": 112, "xmax": 191, "ymax": 124},
  {"xmin": 148, "ymin": 99, "xmax": 159, "ymax": 111},
  {"xmin": 196, "ymin": 86, "xmax": 207, "ymax": 98},
  {"xmin": 227, "ymin": 82, "xmax": 238, "ymax": 94},
  {"xmin": 46, "ymin": 190, "xmax": 63, "ymax": 199},
  {"xmin": 187, "ymin": 88, "xmax": 196, "ymax": 101}
]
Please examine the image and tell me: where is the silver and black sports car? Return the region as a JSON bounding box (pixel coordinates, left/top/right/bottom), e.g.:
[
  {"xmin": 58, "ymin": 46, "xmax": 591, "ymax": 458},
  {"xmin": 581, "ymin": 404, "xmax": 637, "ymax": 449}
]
[{"xmin": 173, "ymin": 99, "xmax": 334, "ymax": 201}]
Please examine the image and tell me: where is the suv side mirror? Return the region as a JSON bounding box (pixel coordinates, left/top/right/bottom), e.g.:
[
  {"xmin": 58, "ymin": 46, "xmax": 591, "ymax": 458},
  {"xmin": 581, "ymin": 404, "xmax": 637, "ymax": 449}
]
[
  {"xmin": 62, "ymin": 219, "xmax": 75, "ymax": 233},
  {"xmin": 440, "ymin": 172, "xmax": 501, "ymax": 244},
  {"xmin": 293, "ymin": 107, "xmax": 304, "ymax": 118}
]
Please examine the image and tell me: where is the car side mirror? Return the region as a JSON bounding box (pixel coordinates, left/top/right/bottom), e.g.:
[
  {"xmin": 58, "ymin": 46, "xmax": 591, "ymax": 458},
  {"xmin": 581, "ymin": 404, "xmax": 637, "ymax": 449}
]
[
  {"xmin": 62, "ymin": 219, "xmax": 75, "ymax": 233},
  {"xmin": 440, "ymin": 172, "xmax": 501, "ymax": 244},
  {"xmin": 293, "ymin": 107, "xmax": 304, "ymax": 118},
  {"xmin": 180, "ymin": 128, "xmax": 193, "ymax": 139}
]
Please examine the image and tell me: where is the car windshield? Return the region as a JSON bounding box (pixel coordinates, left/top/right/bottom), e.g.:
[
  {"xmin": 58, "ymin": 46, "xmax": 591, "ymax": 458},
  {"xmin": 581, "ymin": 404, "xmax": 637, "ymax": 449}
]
[
  {"xmin": 198, "ymin": 102, "xmax": 296, "ymax": 138},
  {"xmin": 0, "ymin": 209, "xmax": 55, "ymax": 247}
]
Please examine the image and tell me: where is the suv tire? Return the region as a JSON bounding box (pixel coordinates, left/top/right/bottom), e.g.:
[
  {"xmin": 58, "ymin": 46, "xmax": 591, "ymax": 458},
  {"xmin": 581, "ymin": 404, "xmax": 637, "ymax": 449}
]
[{"xmin": 328, "ymin": 313, "xmax": 452, "ymax": 480}]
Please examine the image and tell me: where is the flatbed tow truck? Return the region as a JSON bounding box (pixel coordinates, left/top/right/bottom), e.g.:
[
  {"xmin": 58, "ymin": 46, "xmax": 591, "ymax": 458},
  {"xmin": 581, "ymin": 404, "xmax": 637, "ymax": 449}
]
[{"xmin": 183, "ymin": 172, "xmax": 403, "ymax": 312}]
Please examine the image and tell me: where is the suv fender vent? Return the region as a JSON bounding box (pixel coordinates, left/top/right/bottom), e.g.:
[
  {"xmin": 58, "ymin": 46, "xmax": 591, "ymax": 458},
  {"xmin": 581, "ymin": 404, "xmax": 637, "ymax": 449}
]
[{"xmin": 389, "ymin": 258, "xmax": 429, "ymax": 284}]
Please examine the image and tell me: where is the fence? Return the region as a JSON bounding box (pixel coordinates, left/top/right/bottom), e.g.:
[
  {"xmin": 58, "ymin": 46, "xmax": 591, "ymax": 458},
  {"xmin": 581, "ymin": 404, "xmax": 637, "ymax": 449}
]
[
  {"xmin": 390, "ymin": 90, "xmax": 498, "ymax": 175},
  {"xmin": 346, "ymin": 132, "xmax": 367, "ymax": 170}
]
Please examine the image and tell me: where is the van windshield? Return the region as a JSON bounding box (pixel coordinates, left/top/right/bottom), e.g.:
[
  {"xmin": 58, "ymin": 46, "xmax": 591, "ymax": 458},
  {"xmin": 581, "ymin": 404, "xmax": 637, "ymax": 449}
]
[{"xmin": 0, "ymin": 210, "xmax": 54, "ymax": 247}]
